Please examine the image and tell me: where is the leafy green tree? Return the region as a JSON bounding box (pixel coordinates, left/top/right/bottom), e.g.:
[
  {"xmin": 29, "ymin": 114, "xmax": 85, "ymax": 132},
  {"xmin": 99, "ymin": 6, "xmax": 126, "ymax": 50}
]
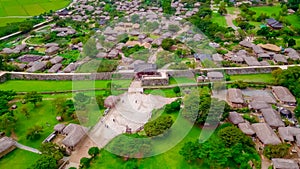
[
  {"xmin": 80, "ymin": 157, "xmax": 91, "ymax": 169},
  {"xmin": 263, "ymin": 143, "xmax": 290, "ymax": 159},
  {"xmin": 31, "ymin": 155, "xmax": 57, "ymax": 169},
  {"xmin": 218, "ymin": 126, "xmax": 254, "ymax": 148},
  {"xmin": 144, "ymin": 115, "xmax": 174, "ymax": 137},
  {"xmin": 288, "ymin": 38, "xmax": 296, "ymax": 47},
  {"xmin": 173, "ymin": 86, "xmax": 180, "ymax": 94},
  {"xmin": 40, "ymin": 142, "xmax": 65, "ymax": 161},
  {"xmin": 96, "ymin": 95, "xmax": 105, "ymax": 109},
  {"xmin": 161, "ymin": 38, "xmax": 176, "ymax": 51},
  {"xmin": 218, "ymin": 2, "xmax": 227, "ymax": 15},
  {"xmin": 24, "ymin": 91, "xmax": 42, "ymax": 107},
  {"xmin": 74, "ymin": 93, "xmax": 90, "ymax": 103},
  {"xmin": 164, "ymin": 99, "xmax": 181, "ymax": 114},
  {"xmin": 0, "ymin": 113, "xmax": 16, "ymax": 133},
  {"xmin": 179, "ymin": 141, "xmax": 200, "ymax": 162},
  {"xmin": 26, "ymin": 125, "xmax": 44, "ymax": 140},
  {"xmin": 88, "ymin": 147, "xmax": 100, "ymax": 158},
  {"xmin": 20, "ymin": 104, "xmax": 30, "ymax": 118}
]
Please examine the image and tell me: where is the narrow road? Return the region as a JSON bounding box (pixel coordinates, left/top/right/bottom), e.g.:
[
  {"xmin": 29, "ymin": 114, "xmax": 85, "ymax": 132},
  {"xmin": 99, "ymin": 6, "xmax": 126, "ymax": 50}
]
[
  {"xmin": 15, "ymin": 142, "xmax": 41, "ymax": 154},
  {"xmin": 225, "ymin": 14, "xmax": 238, "ymax": 30}
]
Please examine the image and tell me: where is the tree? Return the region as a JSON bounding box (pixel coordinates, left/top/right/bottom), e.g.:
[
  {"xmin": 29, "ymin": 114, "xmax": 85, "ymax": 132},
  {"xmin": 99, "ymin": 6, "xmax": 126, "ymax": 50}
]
[
  {"xmin": 295, "ymin": 104, "xmax": 300, "ymax": 118},
  {"xmin": 179, "ymin": 141, "xmax": 200, "ymax": 162},
  {"xmin": 26, "ymin": 125, "xmax": 44, "ymax": 140},
  {"xmin": 31, "ymin": 155, "xmax": 57, "ymax": 169},
  {"xmin": 80, "ymin": 157, "xmax": 91, "ymax": 168},
  {"xmin": 217, "ymin": 126, "xmax": 254, "ymax": 148},
  {"xmin": 173, "ymin": 86, "xmax": 180, "ymax": 94},
  {"xmin": 0, "ymin": 113, "xmax": 16, "ymax": 133},
  {"xmin": 52, "ymin": 97, "xmax": 67, "ymax": 115},
  {"xmin": 164, "ymin": 99, "xmax": 181, "ymax": 114},
  {"xmin": 96, "ymin": 95, "xmax": 105, "ymax": 109},
  {"xmin": 19, "ymin": 22, "xmax": 33, "ymax": 33},
  {"xmin": 263, "ymin": 143, "xmax": 290, "ymax": 159},
  {"xmin": 144, "ymin": 115, "xmax": 174, "ymax": 137},
  {"xmin": 218, "ymin": 2, "xmax": 227, "ymax": 15},
  {"xmin": 24, "ymin": 91, "xmax": 42, "ymax": 107},
  {"xmin": 288, "ymin": 38, "xmax": 296, "ymax": 47},
  {"xmin": 281, "ymin": 4, "xmax": 288, "ymax": 16},
  {"xmin": 161, "ymin": 38, "xmax": 176, "ymax": 51},
  {"xmin": 74, "ymin": 93, "xmax": 90, "ymax": 103},
  {"xmin": 83, "ymin": 38, "xmax": 98, "ymax": 58},
  {"xmin": 40, "ymin": 142, "xmax": 65, "ymax": 161},
  {"xmin": 88, "ymin": 147, "xmax": 100, "ymax": 158}
]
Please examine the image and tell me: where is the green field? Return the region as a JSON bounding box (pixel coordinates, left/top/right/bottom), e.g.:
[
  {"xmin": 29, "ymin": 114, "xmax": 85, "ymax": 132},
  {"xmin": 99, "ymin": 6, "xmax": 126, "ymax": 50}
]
[
  {"xmin": 211, "ymin": 12, "xmax": 227, "ymax": 27},
  {"xmin": 0, "ymin": 80, "xmax": 132, "ymax": 92},
  {"xmin": 0, "ymin": 149, "xmax": 40, "ymax": 169},
  {"xmin": 230, "ymin": 73, "xmax": 274, "ymax": 83},
  {"xmin": 249, "ymin": 5, "xmax": 281, "ymax": 18},
  {"xmin": 0, "ymin": 0, "xmax": 71, "ymax": 26}
]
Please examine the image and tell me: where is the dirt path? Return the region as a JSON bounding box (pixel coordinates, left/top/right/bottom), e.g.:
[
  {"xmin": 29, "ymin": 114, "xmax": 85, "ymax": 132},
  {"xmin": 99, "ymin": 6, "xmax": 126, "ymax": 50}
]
[
  {"xmin": 225, "ymin": 14, "xmax": 238, "ymax": 30},
  {"xmin": 15, "ymin": 142, "xmax": 41, "ymax": 154}
]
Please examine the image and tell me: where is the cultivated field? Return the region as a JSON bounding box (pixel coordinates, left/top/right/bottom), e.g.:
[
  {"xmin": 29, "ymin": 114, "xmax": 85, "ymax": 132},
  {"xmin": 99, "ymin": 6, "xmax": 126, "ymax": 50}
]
[{"xmin": 0, "ymin": 0, "xmax": 70, "ymax": 26}]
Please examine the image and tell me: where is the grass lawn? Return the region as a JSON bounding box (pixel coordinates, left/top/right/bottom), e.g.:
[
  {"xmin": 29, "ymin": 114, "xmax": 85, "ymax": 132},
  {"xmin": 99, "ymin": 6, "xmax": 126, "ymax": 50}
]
[
  {"xmin": 293, "ymin": 36, "xmax": 300, "ymax": 48},
  {"xmin": 230, "ymin": 73, "xmax": 274, "ymax": 83},
  {"xmin": 169, "ymin": 77, "xmax": 196, "ymax": 85},
  {"xmin": 0, "ymin": 149, "xmax": 40, "ymax": 169},
  {"xmin": 0, "ymin": 80, "xmax": 132, "ymax": 92},
  {"xmin": 144, "ymin": 88, "xmax": 177, "ymax": 98},
  {"xmin": 249, "ymin": 5, "xmax": 281, "ymax": 18},
  {"xmin": 0, "ymin": 0, "xmax": 71, "ymax": 26},
  {"xmin": 287, "ymin": 14, "xmax": 300, "ymax": 29},
  {"xmin": 211, "ymin": 12, "xmax": 227, "ymax": 27},
  {"xmin": 89, "ymin": 122, "xmax": 211, "ymax": 169},
  {"xmin": 13, "ymin": 100, "xmax": 63, "ymax": 148}
]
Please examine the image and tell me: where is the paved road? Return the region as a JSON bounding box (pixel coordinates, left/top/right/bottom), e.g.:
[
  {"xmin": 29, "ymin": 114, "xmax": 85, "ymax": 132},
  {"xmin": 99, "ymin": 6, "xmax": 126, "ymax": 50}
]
[{"xmin": 15, "ymin": 142, "xmax": 41, "ymax": 154}]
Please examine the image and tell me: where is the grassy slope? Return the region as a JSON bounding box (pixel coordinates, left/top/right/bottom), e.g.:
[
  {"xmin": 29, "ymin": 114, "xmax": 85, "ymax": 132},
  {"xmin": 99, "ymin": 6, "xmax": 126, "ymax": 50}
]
[
  {"xmin": 0, "ymin": 149, "xmax": 40, "ymax": 169},
  {"xmin": 230, "ymin": 73, "xmax": 274, "ymax": 83},
  {"xmin": 0, "ymin": 80, "xmax": 132, "ymax": 92},
  {"xmin": 0, "ymin": 0, "xmax": 70, "ymax": 26},
  {"xmin": 249, "ymin": 5, "xmax": 281, "ymax": 18}
]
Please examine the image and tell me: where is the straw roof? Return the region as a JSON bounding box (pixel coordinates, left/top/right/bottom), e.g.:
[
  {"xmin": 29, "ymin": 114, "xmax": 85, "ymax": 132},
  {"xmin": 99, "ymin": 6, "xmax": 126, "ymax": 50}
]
[
  {"xmin": 238, "ymin": 122, "xmax": 255, "ymax": 135},
  {"xmin": 252, "ymin": 123, "xmax": 281, "ymax": 145},
  {"xmin": 62, "ymin": 123, "xmax": 87, "ymax": 148},
  {"xmin": 249, "ymin": 101, "xmax": 271, "ymax": 110},
  {"xmin": 228, "ymin": 111, "xmax": 244, "ymax": 124},
  {"xmin": 227, "ymin": 88, "xmax": 244, "ymax": 104},
  {"xmin": 54, "ymin": 124, "xmax": 66, "ymax": 133},
  {"xmin": 244, "ymin": 57, "xmax": 261, "ymax": 66},
  {"xmin": 258, "ymin": 44, "xmax": 281, "ymax": 52},
  {"xmin": 251, "ymin": 94, "xmax": 277, "ymax": 104},
  {"xmin": 261, "ymin": 108, "xmax": 284, "ymax": 128},
  {"xmin": 0, "ymin": 136, "xmax": 15, "ymax": 154},
  {"xmin": 278, "ymin": 127, "xmax": 300, "ymax": 142},
  {"xmin": 272, "ymin": 158, "xmax": 299, "ymax": 169},
  {"xmin": 272, "ymin": 86, "xmax": 296, "ymax": 103},
  {"xmin": 239, "ymin": 40, "xmax": 255, "ymax": 48},
  {"xmin": 104, "ymin": 96, "xmax": 120, "ymax": 108}
]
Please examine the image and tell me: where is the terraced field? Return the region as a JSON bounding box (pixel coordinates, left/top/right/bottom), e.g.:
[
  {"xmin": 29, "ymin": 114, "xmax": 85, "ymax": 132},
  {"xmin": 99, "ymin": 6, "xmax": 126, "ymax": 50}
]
[{"xmin": 0, "ymin": 0, "xmax": 70, "ymax": 26}]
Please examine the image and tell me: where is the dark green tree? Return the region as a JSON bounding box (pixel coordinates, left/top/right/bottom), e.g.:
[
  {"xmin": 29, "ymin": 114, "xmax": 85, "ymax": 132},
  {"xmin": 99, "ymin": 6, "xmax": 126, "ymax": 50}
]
[
  {"xmin": 26, "ymin": 125, "xmax": 44, "ymax": 140},
  {"xmin": 88, "ymin": 147, "xmax": 100, "ymax": 158},
  {"xmin": 24, "ymin": 91, "xmax": 42, "ymax": 107},
  {"xmin": 31, "ymin": 155, "xmax": 57, "ymax": 169}
]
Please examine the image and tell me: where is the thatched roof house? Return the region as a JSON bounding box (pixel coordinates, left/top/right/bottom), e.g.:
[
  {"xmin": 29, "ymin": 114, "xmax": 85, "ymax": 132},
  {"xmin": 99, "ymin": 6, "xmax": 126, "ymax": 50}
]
[
  {"xmin": 104, "ymin": 96, "xmax": 120, "ymax": 108},
  {"xmin": 239, "ymin": 40, "xmax": 255, "ymax": 48},
  {"xmin": 258, "ymin": 44, "xmax": 281, "ymax": 52},
  {"xmin": 272, "ymin": 158, "xmax": 299, "ymax": 169},
  {"xmin": 252, "ymin": 45, "xmax": 264, "ymax": 55},
  {"xmin": 62, "ymin": 124, "xmax": 87, "ymax": 150},
  {"xmin": 273, "ymin": 54, "xmax": 287, "ymax": 64},
  {"xmin": 238, "ymin": 122, "xmax": 255, "ymax": 136},
  {"xmin": 50, "ymin": 56, "xmax": 63, "ymax": 64},
  {"xmin": 249, "ymin": 101, "xmax": 271, "ymax": 111},
  {"xmin": 0, "ymin": 136, "xmax": 16, "ymax": 158},
  {"xmin": 207, "ymin": 71, "xmax": 224, "ymax": 81},
  {"xmin": 228, "ymin": 111, "xmax": 244, "ymax": 124},
  {"xmin": 278, "ymin": 127, "xmax": 300, "ymax": 146},
  {"xmin": 26, "ymin": 61, "xmax": 46, "ymax": 73},
  {"xmin": 48, "ymin": 64, "xmax": 62, "ymax": 73},
  {"xmin": 244, "ymin": 57, "xmax": 261, "ymax": 66},
  {"xmin": 251, "ymin": 94, "xmax": 277, "ymax": 104},
  {"xmin": 212, "ymin": 53, "xmax": 223, "ymax": 62},
  {"xmin": 63, "ymin": 63, "xmax": 78, "ymax": 73},
  {"xmin": 272, "ymin": 86, "xmax": 296, "ymax": 105},
  {"xmin": 261, "ymin": 108, "xmax": 284, "ymax": 128},
  {"xmin": 252, "ymin": 123, "xmax": 281, "ymax": 145},
  {"xmin": 54, "ymin": 123, "xmax": 66, "ymax": 133},
  {"xmin": 227, "ymin": 88, "xmax": 244, "ymax": 108}
]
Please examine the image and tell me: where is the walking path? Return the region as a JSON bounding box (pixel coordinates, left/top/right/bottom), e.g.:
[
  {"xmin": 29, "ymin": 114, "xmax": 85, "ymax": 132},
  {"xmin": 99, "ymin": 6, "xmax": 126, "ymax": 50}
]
[{"xmin": 15, "ymin": 142, "xmax": 41, "ymax": 154}]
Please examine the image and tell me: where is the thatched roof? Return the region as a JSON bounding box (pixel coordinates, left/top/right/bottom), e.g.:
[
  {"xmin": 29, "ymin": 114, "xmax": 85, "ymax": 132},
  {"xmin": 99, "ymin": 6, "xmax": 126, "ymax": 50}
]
[
  {"xmin": 238, "ymin": 122, "xmax": 255, "ymax": 135},
  {"xmin": 249, "ymin": 101, "xmax": 271, "ymax": 110},
  {"xmin": 0, "ymin": 136, "xmax": 15, "ymax": 154},
  {"xmin": 134, "ymin": 63, "xmax": 157, "ymax": 73},
  {"xmin": 258, "ymin": 44, "xmax": 281, "ymax": 52},
  {"xmin": 50, "ymin": 56, "xmax": 63, "ymax": 64},
  {"xmin": 273, "ymin": 54, "xmax": 287, "ymax": 63},
  {"xmin": 228, "ymin": 111, "xmax": 244, "ymax": 124},
  {"xmin": 278, "ymin": 127, "xmax": 300, "ymax": 142},
  {"xmin": 104, "ymin": 96, "xmax": 120, "ymax": 108},
  {"xmin": 261, "ymin": 108, "xmax": 284, "ymax": 128},
  {"xmin": 251, "ymin": 94, "xmax": 277, "ymax": 104},
  {"xmin": 272, "ymin": 158, "xmax": 299, "ymax": 169},
  {"xmin": 244, "ymin": 57, "xmax": 261, "ymax": 66},
  {"xmin": 212, "ymin": 53, "xmax": 223, "ymax": 62},
  {"xmin": 54, "ymin": 123, "xmax": 66, "ymax": 133},
  {"xmin": 207, "ymin": 71, "xmax": 224, "ymax": 79},
  {"xmin": 48, "ymin": 64, "xmax": 62, "ymax": 73},
  {"xmin": 227, "ymin": 88, "xmax": 244, "ymax": 104},
  {"xmin": 252, "ymin": 45, "xmax": 264, "ymax": 54},
  {"xmin": 272, "ymin": 86, "xmax": 296, "ymax": 103},
  {"xmin": 62, "ymin": 124, "xmax": 87, "ymax": 148},
  {"xmin": 63, "ymin": 63, "xmax": 78, "ymax": 73},
  {"xmin": 252, "ymin": 123, "xmax": 281, "ymax": 145},
  {"xmin": 26, "ymin": 61, "xmax": 46, "ymax": 73},
  {"xmin": 239, "ymin": 40, "xmax": 255, "ymax": 48}
]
